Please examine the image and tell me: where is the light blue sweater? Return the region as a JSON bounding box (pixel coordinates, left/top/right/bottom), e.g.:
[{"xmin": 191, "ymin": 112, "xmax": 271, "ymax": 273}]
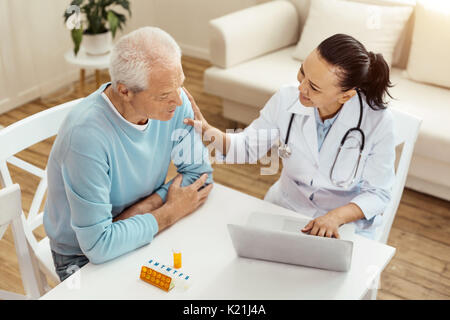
[{"xmin": 43, "ymin": 83, "xmax": 213, "ymax": 264}]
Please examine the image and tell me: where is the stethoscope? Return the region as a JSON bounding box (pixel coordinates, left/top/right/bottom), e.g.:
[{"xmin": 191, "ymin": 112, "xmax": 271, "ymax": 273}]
[{"xmin": 278, "ymin": 90, "xmax": 366, "ymax": 188}]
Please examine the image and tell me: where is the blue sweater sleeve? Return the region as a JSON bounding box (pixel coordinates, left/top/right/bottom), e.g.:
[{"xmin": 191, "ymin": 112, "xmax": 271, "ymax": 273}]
[
  {"xmin": 155, "ymin": 92, "xmax": 214, "ymax": 202},
  {"xmin": 62, "ymin": 126, "xmax": 158, "ymax": 264}
]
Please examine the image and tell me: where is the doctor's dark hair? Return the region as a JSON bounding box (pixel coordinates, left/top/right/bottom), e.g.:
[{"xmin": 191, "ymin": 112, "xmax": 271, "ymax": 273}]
[{"xmin": 317, "ymin": 33, "xmax": 393, "ymax": 110}]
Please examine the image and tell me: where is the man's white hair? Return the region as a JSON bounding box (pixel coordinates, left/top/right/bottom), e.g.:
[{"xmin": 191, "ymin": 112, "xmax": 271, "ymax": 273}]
[{"xmin": 109, "ymin": 26, "xmax": 182, "ymax": 92}]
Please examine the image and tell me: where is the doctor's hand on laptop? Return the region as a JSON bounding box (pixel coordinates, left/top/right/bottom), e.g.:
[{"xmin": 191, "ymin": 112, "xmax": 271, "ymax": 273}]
[{"xmin": 301, "ymin": 203, "xmax": 364, "ymax": 239}]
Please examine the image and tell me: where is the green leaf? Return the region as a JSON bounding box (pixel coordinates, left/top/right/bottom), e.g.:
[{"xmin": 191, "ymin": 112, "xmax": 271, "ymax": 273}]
[
  {"xmin": 71, "ymin": 27, "xmax": 83, "ymax": 56},
  {"xmin": 107, "ymin": 10, "xmax": 119, "ymax": 38},
  {"xmin": 64, "ymin": 0, "xmax": 131, "ymax": 40},
  {"xmin": 108, "ymin": 9, "xmax": 126, "ymax": 28},
  {"xmin": 115, "ymin": 0, "xmax": 131, "ymax": 17}
]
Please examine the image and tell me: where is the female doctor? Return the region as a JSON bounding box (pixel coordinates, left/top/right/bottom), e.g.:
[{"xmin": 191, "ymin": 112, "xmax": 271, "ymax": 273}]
[{"xmin": 184, "ymin": 34, "xmax": 396, "ymax": 240}]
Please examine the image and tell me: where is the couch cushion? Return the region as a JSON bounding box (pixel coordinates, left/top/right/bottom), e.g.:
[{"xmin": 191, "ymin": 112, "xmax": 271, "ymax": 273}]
[
  {"xmin": 205, "ymin": 46, "xmax": 300, "ymax": 108},
  {"xmin": 291, "ymin": 0, "xmax": 413, "ymax": 67},
  {"xmin": 406, "ymin": 0, "xmax": 450, "ymax": 89},
  {"xmin": 205, "ymin": 46, "xmax": 450, "ymax": 164},
  {"xmin": 389, "ymin": 68, "xmax": 450, "ymax": 161},
  {"xmin": 349, "ymin": 0, "xmax": 416, "ymax": 69},
  {"xmin": 288, "ymin": 0, "xmax": 416, "ymax": 69}
]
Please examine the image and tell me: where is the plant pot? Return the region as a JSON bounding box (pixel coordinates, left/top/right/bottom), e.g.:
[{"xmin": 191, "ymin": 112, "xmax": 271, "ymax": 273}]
[{"xmin": 82, "ymin": 31, "xmax": 112, "ymax": 56}]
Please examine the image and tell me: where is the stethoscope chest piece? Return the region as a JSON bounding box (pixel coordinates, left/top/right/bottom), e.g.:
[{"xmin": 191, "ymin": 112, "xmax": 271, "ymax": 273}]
[
  {"xmin": 278, "ymin": 111, "xmax": 296, "ymax": 159},
  {"xmin": 278, "ymin": 143, "xmax": 292, "ymax": 159}
]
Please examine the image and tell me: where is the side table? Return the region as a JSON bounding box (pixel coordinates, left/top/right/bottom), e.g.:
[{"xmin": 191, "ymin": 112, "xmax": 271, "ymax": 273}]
[{"xmin": 64, "ymin": 49, "xmax": 111, "ymax": 93}]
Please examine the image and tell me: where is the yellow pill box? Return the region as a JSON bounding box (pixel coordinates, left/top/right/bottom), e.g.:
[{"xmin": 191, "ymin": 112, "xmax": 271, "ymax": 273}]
[
  {"xmin": 140, "ymin": 266, "xmax": 175, "ymax": 292},
  {"xmin": 145, "ymin": 258, "xmax": 192, "ymax": 291}
]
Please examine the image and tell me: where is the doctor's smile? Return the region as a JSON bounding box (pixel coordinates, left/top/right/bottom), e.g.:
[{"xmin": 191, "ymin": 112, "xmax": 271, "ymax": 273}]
[{"xmin": 184, "ymin": 33, "xmax": 396, "ymax": 240}]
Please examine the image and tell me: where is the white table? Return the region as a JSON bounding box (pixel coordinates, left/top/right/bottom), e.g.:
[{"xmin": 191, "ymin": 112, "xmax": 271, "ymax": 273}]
[
  {"xmin": 64, "ymin": 49, "xmax": 110, "ymax": 91},
  {"xmin": 41, "ymin": 184, "xmax": 395, "ymax": 300}
]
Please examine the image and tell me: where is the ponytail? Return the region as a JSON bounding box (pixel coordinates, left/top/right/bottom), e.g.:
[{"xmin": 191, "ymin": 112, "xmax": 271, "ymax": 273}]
[
  {"xmin": 317, "ymin": 34, "xmax": 393, "ymax": 110},
  {"xmin": 360, "ymin": 52, "xmax": 393, "ymax": 110}
]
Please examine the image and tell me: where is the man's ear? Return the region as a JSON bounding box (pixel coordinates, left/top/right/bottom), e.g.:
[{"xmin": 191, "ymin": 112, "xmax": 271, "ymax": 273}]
[
  {"xmin": 338, "ymin": 88, "xmax": 357, "ymax": 105},
  {"xmin": 117, "ymin": 83, "xmax": 134, "ymax": 101}
]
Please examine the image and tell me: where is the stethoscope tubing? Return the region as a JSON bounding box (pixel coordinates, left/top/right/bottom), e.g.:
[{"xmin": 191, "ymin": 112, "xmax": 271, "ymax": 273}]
[{"xmin": 279, "ymin": 90, "xmax": 366, "ymax": 187}]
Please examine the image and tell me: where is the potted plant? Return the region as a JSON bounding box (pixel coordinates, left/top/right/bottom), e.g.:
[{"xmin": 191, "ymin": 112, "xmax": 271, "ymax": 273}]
[{"xmin": 64, "ymin": 0, "xmax": 131, "ymax": 56}]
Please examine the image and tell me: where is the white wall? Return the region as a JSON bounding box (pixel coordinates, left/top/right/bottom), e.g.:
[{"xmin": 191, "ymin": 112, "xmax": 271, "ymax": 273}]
[
  {"xmin": 149, "ymin": 0, "xmax": 269, "ymax": 59},
  {"xmin": 0, "ymin": 0, "xmax": 90, "ymax": 115},
  {"xmin": 110, "ymin": 0, "xmax": 270, "ymax": 59},
  {"xmin": 0, "ymin": 0, "xmax": 77, "ymax": 114},
  {"xmin": 0, "ymin": 0, "xmax": 267, "ymax": 114}
]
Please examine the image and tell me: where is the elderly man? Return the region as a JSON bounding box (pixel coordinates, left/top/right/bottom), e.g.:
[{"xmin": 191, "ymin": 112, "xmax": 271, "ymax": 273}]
[{"xmin": 43, "ymin": 27, "xmax": 213, "ymax": 281}]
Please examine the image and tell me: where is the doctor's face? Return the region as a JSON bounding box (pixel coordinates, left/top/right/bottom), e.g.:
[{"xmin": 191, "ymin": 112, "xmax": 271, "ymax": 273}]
[{"xmin": 297, "ymin": 49, "xmax": 351, "ymax": 113}]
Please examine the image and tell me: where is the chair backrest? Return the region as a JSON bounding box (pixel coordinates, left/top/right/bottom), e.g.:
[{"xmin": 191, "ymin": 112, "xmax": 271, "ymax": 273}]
[
  {"xmin": 0, "ymin": 99, "xmax": 82, "ymax": 254},
  {"xmin": 376, "ymin": 108, "xmax": 422, "ymax": 244},
  {"xmin": 0, "ymin": 184, "xmax": 22, "ymax": 239},
  {"xmin": 0, "ymin": 184, "xmax": 41, "ymax": 299}
]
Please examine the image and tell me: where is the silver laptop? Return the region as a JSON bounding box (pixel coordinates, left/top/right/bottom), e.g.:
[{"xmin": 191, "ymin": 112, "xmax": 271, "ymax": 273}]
[{"xmin": 227, "ymin": 212, "xmax": 354, "ymax": 272}]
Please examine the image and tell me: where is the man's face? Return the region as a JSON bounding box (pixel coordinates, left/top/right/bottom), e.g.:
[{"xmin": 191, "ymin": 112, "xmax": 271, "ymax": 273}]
[{"xmin": 131, "ymin": 63, "xmax": 185, "ymax": 121}]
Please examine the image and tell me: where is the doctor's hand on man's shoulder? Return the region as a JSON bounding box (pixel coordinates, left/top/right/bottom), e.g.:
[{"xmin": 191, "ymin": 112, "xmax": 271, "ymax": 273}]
[
  {"xmin": 182, "ymin": 87, "xmax": 210, "ymax": 134},
  {"xmin": 152, "ymin": 173, "xmax": 213, "ymax": 233}
]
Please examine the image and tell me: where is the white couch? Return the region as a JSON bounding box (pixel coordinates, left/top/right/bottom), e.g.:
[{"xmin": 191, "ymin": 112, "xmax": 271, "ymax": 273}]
[{"xmin": 204, "ymin": 0, "xmax": 450, "ymax": 201}]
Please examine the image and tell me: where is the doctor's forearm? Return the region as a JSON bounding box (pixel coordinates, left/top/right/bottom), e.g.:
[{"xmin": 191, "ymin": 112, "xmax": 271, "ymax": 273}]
[{"xmin": 333, "ymin": 203, "xmax": 365, "ymax": 226}]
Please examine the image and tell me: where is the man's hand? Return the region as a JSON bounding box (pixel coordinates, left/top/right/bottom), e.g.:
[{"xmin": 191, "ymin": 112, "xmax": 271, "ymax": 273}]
[
  {"xmin": 301, "ymin": 203, "xmax": 365, "ymax": 239},
  {"xmin": 152, "ymin": 173, "xmax": 213, "ymax": 232}
]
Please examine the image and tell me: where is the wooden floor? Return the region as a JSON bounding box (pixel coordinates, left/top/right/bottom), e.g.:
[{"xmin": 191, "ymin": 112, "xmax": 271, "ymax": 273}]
[{"xmin": 0, "ymin": 56, "xmax": 449, "ymax": 300}]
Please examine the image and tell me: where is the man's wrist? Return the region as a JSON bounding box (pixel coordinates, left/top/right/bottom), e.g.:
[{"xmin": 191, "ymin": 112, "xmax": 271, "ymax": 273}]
[
  {"xmin": 112, "ymin": 193, "xmax": 165, "ymax": 223},
  {"xmin": 151, "ymin": 202, "xmax": 174, "ymax": 233},
  {"xmin": 141, "ymin": 193, "xmax": 164, "ymax": 213}
]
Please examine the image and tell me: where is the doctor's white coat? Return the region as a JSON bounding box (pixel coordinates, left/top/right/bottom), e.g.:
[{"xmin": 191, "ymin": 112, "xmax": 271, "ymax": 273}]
[{"xmin": 219, "ymin": 84, "xmax": 396, "ymax": 238}]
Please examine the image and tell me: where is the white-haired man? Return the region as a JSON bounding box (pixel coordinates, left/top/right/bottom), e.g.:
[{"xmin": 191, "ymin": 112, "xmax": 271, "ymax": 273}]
[{"xmin": 43, "ymin": 27, "xmax": 213, "ymax": 281}]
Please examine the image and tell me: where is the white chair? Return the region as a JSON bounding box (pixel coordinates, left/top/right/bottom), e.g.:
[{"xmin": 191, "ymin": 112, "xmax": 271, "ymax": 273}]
[
  {"xmin": 364, "ymin": 108, "xmax": 422, "ymax": 300},
  {"xmin": 0, "ymin": 98, "xmax": 83, "ymax": 295},
  {"xmin": 376, "ymin": 109, "xmax": 422, "ymax": 245},
  {"xmin": 0, "ymin": 184, "xmax": 42, "ymax": 300}
]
